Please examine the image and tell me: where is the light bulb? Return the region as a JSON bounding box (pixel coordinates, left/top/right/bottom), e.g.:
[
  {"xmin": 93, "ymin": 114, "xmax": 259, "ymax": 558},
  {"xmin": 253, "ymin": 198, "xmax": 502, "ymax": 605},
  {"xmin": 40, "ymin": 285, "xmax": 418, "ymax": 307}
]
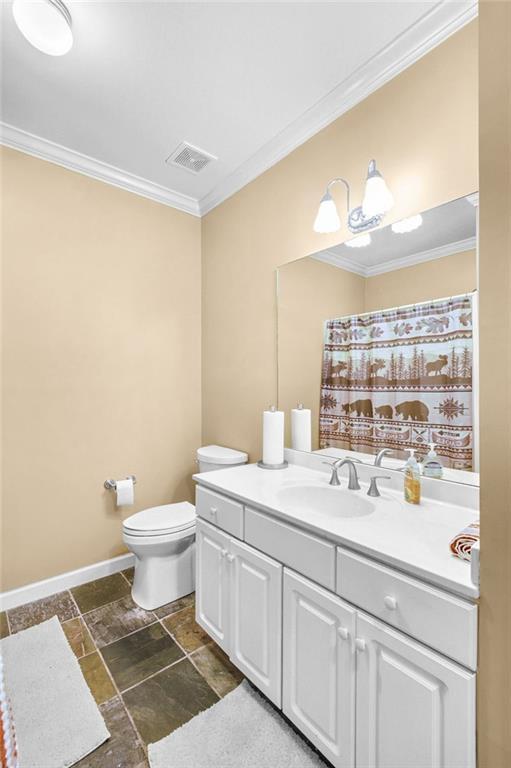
[
  {"xmin": 362, "ymin": 161, "xmax": 394, "ymax": 219},
  {"xmin": 313, "ymin": 191, "xmax": 341, "ymax": 234},
  {"xmin": 12, "ymin": 0, "xmax": 73, "ymax": 56},
  {"xmin": 345, "ymin": 233, "xmax": 371, "ymax": 248},
  {"xmin": 391, "ymin": 214, "xmax": 423, "ymax": 234}
]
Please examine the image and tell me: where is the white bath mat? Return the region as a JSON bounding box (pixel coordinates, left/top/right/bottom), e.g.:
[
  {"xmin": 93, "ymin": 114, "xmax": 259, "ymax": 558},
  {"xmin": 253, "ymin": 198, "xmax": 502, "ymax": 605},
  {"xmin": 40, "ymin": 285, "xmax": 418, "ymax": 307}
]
[
  {"xmin": 148, "ymin": 680, "xmax": 325, "ymax": 768},
  {"xmin": 1, "ymin": 616, "xmax": 109, "ymax": 768}
]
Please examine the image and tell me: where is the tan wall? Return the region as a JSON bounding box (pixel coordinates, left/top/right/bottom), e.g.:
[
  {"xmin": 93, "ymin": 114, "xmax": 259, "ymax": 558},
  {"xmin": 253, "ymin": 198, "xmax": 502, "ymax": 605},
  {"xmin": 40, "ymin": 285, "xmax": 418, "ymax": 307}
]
[
  {"xmin": 277, "ymin": 250, "xmax": 476, "ymax": 451},
  {"xmin": 277, "ymin": 259, "xmax": 365, "ymax": 448},
  {"xmin": 202, "ymin": 22, "xmax": 478, "ymax": 460},
  {"xmin": 1, "ymin": 147, "xmax": 202, "ymax": 591},
  {"xmin": 364, "ymin": 249, "xmax": 477, "ymax": 312},
  {"xmin": 478, "ymin": 1, "xmax": 511, "ymax": 765}
]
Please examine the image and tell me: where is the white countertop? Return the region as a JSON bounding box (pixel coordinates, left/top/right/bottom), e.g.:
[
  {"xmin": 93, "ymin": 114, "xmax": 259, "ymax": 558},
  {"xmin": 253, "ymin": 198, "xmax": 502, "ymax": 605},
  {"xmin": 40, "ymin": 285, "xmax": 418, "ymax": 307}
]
[{"xmin": 193, "ymin": 462, "xmax": 479, "ymax": 601}]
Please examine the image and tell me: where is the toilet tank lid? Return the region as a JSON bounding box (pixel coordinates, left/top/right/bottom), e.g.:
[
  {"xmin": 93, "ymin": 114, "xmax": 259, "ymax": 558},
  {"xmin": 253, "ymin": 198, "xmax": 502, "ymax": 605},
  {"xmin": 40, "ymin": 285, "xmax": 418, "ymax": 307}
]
[{"xmin": 197, "ymin": 445, "xmax": 248, "ymax": 465}]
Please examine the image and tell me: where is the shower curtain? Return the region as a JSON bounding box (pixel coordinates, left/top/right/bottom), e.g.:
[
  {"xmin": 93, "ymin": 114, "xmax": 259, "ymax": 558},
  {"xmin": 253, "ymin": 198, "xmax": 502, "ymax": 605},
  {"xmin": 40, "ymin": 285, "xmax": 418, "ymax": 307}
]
[{"xmin": 319, "ymin": 293, "xmax": 474, "ymax": 469}]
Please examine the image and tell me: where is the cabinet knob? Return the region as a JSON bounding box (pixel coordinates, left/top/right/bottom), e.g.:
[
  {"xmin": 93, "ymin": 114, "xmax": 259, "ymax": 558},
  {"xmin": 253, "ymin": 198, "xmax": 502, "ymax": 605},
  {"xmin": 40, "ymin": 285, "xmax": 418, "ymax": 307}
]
[
  {"xmin": 209, "ymin": 507, "xmax": 217, "ymax": 517},
  {"xmin": 384, "ymin": 595, "xmax": 397, "ymax": 610},
  {"xmin": 337, "ymin": 626, "xmax": 349, "ymax": 641},
  {"xmin": 220, "ymin": 548, "xmax": 227, "ymax": 558},
  {"xmin": 355, "ymin": 638, "xmax": 366, "ymax": 652},
  {"xmin": 226, "ymin": 553, "xmax": 235, "ymax": 563}
]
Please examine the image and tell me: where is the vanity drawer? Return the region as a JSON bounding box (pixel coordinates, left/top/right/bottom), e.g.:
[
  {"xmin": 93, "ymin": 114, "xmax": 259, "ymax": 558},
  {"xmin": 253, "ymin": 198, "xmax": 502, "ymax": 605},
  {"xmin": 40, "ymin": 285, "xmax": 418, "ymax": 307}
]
[
  {"xmin": 196, "ymin": 486, "xmax": 244, "ymax": 539},
  {"xmin": 245, "ymin": 508, "xmax": 336, "ymax": 590},
  {"xmin": 336, "ymin": 547, "xmax": 477, "ymax": 670}
]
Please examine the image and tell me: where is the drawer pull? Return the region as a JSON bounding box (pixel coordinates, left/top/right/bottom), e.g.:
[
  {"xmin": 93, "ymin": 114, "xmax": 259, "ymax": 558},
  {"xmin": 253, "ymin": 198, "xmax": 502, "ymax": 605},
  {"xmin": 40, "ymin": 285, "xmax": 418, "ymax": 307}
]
[
  {"xmin": 337, "ymin": 626, "xmax": 349, "ymax": 641},
  {"xmin": 209, "ymin": 507, "xmax": 218, "ymax": 517},
  {"xmin": 384, "ymin": 595, "xmax": 397, "ymax": 610},
  {"xmin": 226, "ymin": 553, "xmax": 235, "ymax": 563},
  {"xmin": 355, "ymin": 638, "xmax": 367, "ymax": 652}
]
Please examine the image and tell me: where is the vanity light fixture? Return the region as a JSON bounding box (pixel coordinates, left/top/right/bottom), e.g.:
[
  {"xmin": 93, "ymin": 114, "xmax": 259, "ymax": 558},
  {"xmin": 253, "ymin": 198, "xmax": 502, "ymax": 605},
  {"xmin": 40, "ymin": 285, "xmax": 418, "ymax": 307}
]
[
  {"xmin": 345, "ymin": 233, "xmax": 372, "ymax": 248},
  {"xmin": 391, "ymin": 214, "xmax": 423, "ymax": 234},
  {"xmin": 12, "ymin": 0, "xmax": 73, "ymax": 56},
  {"xmin": 314, "ymin": 159, "xmax": 394, "ymax": 235}
]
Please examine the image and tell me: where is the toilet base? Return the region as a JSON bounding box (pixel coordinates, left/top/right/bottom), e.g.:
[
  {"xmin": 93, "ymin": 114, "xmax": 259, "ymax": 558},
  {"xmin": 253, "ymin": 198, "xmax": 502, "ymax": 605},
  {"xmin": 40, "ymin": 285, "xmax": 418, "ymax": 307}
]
[{"xmin": 130, "ymin": 536, "xmax": 195, "ymax": 611}]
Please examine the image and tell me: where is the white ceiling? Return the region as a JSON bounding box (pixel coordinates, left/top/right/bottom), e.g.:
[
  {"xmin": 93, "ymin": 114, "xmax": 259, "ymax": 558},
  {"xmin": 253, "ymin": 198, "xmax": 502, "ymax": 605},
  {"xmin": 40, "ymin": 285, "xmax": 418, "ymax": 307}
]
[
  {"xmin": 311, "ymin": 194, "xmax": 478, "ymax": 276},
  {"xmin": 0, "ymin": 1, "xmax": 477, "ymax": 216}
]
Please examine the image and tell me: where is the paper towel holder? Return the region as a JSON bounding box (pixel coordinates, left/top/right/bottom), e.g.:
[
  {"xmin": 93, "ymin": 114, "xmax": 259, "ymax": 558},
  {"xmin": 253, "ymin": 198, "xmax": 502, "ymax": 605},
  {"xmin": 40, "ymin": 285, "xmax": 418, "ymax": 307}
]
[{"xmin": 104, "ymin": 475, "xmax": 137, "ymax": 491}]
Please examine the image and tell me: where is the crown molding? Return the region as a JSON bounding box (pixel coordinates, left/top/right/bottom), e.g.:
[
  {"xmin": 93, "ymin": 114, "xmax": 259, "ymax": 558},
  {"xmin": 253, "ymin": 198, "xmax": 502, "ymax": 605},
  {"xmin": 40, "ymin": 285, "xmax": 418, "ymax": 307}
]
[
  {"xmin": 0, "ymin": 123, "xmax": 201, "ymax": 217},
  {"xmin": 313, "ymin": 236, "xmax": 477, "ymax": 278},
  {"xmin": 198, "ymin": 0, "xmax": 478, "ymax": 216}
]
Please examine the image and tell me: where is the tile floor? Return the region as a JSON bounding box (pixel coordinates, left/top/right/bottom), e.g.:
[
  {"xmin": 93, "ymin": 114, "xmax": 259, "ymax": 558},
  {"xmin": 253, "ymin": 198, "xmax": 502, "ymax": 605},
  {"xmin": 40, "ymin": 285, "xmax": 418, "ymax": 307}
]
[{"xmin": 1, "ymin": 569, "xmax": 243, "ymax": 767}]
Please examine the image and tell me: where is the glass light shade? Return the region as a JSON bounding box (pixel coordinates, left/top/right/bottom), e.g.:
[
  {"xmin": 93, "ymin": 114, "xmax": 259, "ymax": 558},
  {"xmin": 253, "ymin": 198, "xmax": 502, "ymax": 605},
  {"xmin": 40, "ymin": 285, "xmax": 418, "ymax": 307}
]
[
  {"xmin": 362, "ymin": 171, "xmax": 394, "ymax": 219},
  {"xmin": 391, "ymin": 214, "xmax": 423, "ymax": 234},
  {"xmin": 313, "ymin": 192, "xmax": 341, "ymax": 234},
  {"xmin": 12, "ymin": 0, "xmax": 73, "ymax": 56},
  {"xmin": 345, "ymin": 233, "xmax": 371, "ymax": 248}
]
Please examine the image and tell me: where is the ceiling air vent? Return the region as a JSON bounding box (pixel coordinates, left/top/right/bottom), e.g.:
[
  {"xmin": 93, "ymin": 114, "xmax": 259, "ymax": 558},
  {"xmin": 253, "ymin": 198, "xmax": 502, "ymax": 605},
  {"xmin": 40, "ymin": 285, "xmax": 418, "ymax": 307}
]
[{"xmin": 166, "ymin": 142, "xmax": 217, "ymax": 174}]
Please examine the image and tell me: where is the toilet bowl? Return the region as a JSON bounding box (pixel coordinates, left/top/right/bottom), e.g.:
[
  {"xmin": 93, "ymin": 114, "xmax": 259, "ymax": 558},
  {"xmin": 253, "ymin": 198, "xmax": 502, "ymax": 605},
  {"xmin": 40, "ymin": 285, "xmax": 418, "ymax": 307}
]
[
  {"xmin": 123, "ymin": 445, "xmax": 248, "ymax": 610},
  {"xmin": 123, "ymin": 502, "xmax": 196, "ymax": 610}
]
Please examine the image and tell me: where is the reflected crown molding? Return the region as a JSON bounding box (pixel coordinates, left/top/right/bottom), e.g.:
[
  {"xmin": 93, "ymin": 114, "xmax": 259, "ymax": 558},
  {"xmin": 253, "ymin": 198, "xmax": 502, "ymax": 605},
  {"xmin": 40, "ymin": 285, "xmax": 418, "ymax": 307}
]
[{"xmin": 314, "ymin": 236, "xmax": 477, "ymax": 277}]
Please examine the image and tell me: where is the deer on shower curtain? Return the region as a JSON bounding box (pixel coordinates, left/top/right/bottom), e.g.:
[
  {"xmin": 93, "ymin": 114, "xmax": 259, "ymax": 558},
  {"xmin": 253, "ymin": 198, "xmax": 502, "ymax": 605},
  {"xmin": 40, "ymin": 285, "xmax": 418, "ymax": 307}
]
[{"xmin": 319, "ymin": 293, "xmax": 474, "ymax": 469}]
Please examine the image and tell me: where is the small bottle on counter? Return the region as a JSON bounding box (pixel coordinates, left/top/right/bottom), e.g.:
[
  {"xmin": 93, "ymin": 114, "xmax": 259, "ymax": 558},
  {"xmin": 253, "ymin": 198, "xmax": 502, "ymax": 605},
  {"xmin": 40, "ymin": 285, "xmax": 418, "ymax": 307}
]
[
  {"xmin": 422, "ymin": 443, "xmax": 444, "ymax": 479},
  {"xmin": 404, "ymin": 448, "xmax": 421, "ymax": 505}
]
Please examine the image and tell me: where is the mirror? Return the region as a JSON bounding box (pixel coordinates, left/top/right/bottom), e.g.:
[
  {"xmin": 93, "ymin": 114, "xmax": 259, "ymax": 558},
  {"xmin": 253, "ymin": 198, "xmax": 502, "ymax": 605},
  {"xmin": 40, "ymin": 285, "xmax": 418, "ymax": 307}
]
[{"xmin": 277, "ymin": 195, "xmax": 479, "ymax": 485}]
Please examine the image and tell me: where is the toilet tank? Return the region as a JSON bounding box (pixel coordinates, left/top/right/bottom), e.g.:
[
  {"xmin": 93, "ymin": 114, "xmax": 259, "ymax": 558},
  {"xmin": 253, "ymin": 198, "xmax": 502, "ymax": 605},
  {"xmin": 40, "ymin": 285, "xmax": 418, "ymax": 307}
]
[{"xmin": 197, "ymin": 445, "xmax": 248, "ymax": 473}]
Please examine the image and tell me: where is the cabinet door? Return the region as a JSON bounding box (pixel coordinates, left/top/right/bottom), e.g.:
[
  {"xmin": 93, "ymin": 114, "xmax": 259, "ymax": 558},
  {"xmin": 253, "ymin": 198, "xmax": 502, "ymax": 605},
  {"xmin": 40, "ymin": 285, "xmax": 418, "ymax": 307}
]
[
  {"xmin": 229, "ymin": 538, "xmax": 282, "ymax": 706},
  {"xmin": 195, "ymin": 518, "xmax": 231, "ymax": 652},
  {"xmin": 356, "ymin": 612, "xmax": 476, "ymax": 768},
  {"xmin": 283, "ymin": 569, "xmax": 356, "ymax": 768}
]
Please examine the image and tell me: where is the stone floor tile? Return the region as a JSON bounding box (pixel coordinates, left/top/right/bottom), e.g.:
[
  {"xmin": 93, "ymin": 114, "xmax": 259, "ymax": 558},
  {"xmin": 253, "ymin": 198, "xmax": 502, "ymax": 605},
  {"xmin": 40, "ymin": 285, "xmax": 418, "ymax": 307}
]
[
  {"xmin": 7, "ymin": 591, "xmax": 78, "ymax": 634},
  {"xmin": 122, "ymin": 567, "xmax": 135, "ymax": 585},
  {"xmin": 75, "ymin": 696, "xmax": 147, "ymax": 768},
  {"xmin": 122, "ymin": 658, "xmax": 218, "ymax": 744},
  {"xmin": 79, "ymin": 651, "xmax": 116, "ymax": 705},
  {"xmin": 101, "ymin": 622, "xmax": 184, "ymax": 691},
  {"xmin": 191, "ymin": 642, "xmax": 244, "ymax": 698},
  {"xmin": 0, "ymin": 612, "xmax": 9, "ymax": 639},
  {"xmin": 161, "ymin": 604, "xmax": 210, "ymax": 653},
  {"xmin": 71, "ymin": 573, "xmax": 131, "ymax": 613},
  {"xmin": 83, "ymin": 596, "xmax": 156, "ymax": 648},
  {"xmin": 153, "ymin": 592, "xmax": 194, "ymax": 620},
  {"xmin": 62, "ymin": 616, "xmax": 95, "ymax": 658}
]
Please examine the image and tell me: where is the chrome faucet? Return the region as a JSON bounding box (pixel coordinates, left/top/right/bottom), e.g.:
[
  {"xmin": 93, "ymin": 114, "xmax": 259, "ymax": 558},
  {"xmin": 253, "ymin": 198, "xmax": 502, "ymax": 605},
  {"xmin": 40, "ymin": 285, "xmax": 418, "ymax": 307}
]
[
  {"xmin": 323, "ymin": 458, "xmax": 361, "ymax": 490},
  {"xmin": 374, "ymin": 448, "xmax": 395, "ymax": 467}
]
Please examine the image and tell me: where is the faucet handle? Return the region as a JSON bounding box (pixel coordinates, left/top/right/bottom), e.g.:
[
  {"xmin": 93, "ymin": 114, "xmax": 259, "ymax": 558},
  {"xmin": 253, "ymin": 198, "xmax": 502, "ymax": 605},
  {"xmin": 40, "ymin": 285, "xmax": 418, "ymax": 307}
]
[
  {"xmin": 322, "ymin": 462, "xmax": 341, "ymax": 486},
  {"xmin": 367, "ymin": 475, "xmax": 391, "ymax": 497}
]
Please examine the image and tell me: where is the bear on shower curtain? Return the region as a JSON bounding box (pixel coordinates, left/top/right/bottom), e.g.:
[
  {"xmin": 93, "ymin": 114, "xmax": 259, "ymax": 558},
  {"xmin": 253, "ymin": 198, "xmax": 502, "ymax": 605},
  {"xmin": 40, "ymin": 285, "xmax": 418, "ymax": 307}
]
[{"xmin": 319, "ymin": 293, "xmax": 474, "ymax": 470}]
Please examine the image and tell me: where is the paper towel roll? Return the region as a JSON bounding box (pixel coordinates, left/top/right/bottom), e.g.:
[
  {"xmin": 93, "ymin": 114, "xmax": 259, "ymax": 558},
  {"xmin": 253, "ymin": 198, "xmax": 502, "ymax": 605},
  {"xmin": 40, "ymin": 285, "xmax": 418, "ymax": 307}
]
[
  {"xmin": 262, "ymin": 407, "xmax": 285, "ymax": 465},
  {"xmin": 116, "ymin": 478, "xmax": 134, "ymax": 507},
  {"xmin": 291, "ymin": 405, "xmax": 312, "ymax": 452}
]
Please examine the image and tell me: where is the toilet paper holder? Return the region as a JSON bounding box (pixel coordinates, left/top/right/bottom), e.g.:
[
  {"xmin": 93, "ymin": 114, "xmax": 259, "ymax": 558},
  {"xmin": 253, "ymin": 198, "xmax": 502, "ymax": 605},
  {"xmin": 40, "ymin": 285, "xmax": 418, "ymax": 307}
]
[{"xmin": 104, "ymin": 475, "xmax": 137, "ymax": 491}]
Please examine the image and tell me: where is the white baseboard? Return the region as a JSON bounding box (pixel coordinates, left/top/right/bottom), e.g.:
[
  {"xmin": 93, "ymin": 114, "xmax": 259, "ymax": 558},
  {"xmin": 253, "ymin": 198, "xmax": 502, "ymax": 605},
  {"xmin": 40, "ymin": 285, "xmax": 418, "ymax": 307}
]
[{"xmin": 0, "ymin": 553, "xmax": 135, "ymax": 612}]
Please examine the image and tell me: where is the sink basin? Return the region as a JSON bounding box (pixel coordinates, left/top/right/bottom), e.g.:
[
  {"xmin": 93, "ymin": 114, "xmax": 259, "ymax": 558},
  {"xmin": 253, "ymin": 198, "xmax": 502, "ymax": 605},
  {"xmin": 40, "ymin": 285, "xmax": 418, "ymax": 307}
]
[{"xmin": 276, "ymin": 485, "xmax": 374, "ymax": 518}]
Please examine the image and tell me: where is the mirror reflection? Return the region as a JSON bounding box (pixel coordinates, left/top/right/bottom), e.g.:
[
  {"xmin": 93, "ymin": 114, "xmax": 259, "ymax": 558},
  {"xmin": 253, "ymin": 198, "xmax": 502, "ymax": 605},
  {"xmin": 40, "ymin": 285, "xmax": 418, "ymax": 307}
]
[{"xmin": 277, "ymin": 195, "xmax": 479, "ymax": 485}]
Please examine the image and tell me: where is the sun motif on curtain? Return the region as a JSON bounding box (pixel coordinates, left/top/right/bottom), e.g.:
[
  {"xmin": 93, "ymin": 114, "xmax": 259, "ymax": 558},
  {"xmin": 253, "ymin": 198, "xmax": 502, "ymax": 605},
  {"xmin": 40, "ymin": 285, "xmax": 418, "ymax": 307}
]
[{"xmin": 319, "ymin": 294, "xmax": 474, "ymax": 469}]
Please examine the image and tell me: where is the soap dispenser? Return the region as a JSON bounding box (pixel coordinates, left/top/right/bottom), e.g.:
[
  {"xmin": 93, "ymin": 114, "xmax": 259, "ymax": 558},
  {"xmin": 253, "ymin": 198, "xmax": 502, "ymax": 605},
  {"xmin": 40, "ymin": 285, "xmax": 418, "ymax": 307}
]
[
  {"xmin": 422, "ymin": 443, "xmax": 444, "ymax": 479},
  {"xmin": 404, "ymin": 448, "xmax": 421, "ymax": 505}
]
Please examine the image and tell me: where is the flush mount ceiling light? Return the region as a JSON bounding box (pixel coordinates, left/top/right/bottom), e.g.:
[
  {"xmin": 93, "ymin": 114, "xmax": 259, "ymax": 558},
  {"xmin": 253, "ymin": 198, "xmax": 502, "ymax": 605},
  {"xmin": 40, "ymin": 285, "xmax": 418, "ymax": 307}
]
[
  {"xmin": 12, "ymin": 0, "xmax": 73, "ymax": 56},
  {"xmin": 345, "ymin": 233, "xmax": 372, "ymax": 248},
  {"xmin": 314, "ymin": 159, "xmax": 394, "ymax": 235},
  {"xmin": 391, "ymin": 214, "xmax": 423, "ymax": 234}
]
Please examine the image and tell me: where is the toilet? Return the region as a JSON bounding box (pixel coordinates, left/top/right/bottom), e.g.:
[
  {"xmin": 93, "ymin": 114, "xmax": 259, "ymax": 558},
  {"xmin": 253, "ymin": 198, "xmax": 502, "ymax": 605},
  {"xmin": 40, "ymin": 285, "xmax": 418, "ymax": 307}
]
[{"xmin": 122, "ymin": 445, "xmax": 248, "ymax": 610}]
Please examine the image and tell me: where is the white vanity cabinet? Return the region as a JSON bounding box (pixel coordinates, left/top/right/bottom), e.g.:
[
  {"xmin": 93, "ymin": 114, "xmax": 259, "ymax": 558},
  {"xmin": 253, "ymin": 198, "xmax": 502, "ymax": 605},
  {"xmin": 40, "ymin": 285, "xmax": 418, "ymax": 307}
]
[
  {"xmin": 195, "ymin": 518, "xmax": 282, "ymax": 706},
  {"xmin": 195, "ymin": 485, "xmax": 477, "ymax": 768}
]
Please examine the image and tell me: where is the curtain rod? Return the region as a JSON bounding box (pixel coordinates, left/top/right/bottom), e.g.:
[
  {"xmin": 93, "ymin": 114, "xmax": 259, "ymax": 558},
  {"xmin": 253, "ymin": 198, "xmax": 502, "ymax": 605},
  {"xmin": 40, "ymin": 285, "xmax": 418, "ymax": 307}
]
[{"xmin": 326, "ymin": 289, "xmax": 477, "ymax": 324}]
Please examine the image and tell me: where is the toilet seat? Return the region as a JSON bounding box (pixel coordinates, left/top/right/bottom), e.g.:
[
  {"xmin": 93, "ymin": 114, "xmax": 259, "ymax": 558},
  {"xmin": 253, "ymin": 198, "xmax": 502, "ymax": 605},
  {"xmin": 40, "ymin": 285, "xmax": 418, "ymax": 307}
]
[{"xmin": 123, "ymin": 502, "xmax": 196, "ymax": 537}]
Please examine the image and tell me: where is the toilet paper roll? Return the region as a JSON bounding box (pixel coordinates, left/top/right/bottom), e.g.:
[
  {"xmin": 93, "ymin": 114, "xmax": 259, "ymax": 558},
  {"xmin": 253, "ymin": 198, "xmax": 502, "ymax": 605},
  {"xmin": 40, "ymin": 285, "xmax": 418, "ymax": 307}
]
[
  {"xmin": 262, "ymin": 408, "xmax": 285, "ymax": 465},
  {"xmin": 291, "ymin": 406, "xmax": 312, "ymax": 452},
  {"xmin": 116, "ymin": 478, "xmax": 134, "ymax": 507}
]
